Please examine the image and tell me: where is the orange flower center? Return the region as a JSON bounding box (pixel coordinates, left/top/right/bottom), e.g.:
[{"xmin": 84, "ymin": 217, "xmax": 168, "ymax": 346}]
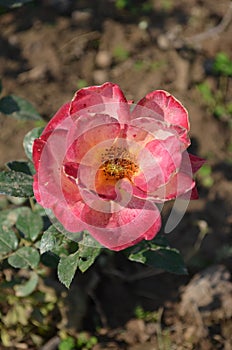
[{"xmin": 100, "ymin": 146, "xmax": 139, "ymax": 182}]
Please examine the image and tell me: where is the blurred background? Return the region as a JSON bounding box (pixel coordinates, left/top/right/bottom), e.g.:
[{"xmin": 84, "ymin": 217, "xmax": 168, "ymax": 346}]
[{"xmin": 0, "ymin": 0, "xmax": 232, "ymax": 349}]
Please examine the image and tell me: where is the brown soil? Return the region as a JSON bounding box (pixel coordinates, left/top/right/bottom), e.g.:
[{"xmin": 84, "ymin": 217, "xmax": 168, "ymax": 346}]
[{"xmin": 1, "ymin": 0, "xmax": 232, "ymax": 349}]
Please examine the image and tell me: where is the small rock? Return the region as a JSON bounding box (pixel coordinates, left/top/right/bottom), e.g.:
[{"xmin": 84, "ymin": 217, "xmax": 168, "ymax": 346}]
[
  {"xmin": 71, "ymin": 10, "xmax": 92, "ymax": 25},
  {"xmin": 138, "ymin": 20, "xmax": 149, "ymax": 30},
  {"xmin": 126, "ymin": 319, "xmax": 146, "ymax": 333},
  {"xmin": 95, "ymin": 50, "xmax": 112, "ymax": 68},
  {"xmin": 118, "ymin": 319, "xmax": 149, "ymax": 344},
  {"xmin": 157, "ymin": 34, "xmax": 170, "ymax": 50},
  {"xmin": 184, "ymin": 325, "xmax": 197, "ymax": 341},
  {"xmin": 93, "ymin": 70, "xmax": 108, "ymax": 84},
  {"xmin": 145, "ymin": 322, "xmax": 157, "ymax": 336},
  {"xmin": 8, "ymin": 35, "xmax": 19, "ymax": 46}
]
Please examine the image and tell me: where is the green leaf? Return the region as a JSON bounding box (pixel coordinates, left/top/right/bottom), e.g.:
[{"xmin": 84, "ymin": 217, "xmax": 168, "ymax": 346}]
[
  {"xmin": 0, "ymin": 228, "xmax": 18, "ymax": 256},
  {"xmin": 42, "ymin": 229, "xmax": 101, "ymax": 279},
  {"xmin": 0, "ymin": 209, "xmax": 16, "ymax": 229},
  {"xmin": 150, "ymin": 232, "xmax": 170, "ymax": 247},
  {"xmin": 59, "ymin": 337, "xmax": 75, "ymax": 350},
  {"xmin": 128, "ymin": 243, "xmax": 187, "ymax": 275},
  {"xmin": 40, "ymin": 225, "xmax": 64, "ymax": 254},
  {"xmin": 0, "ymin": 170, "xmax": 33, "ymax": 197},
  {"xmin": 6, "ymin": 160, "xmax": 35, "ymax": 175},
  {"xmin": 213, "ymin": 52, "xmax": 232, "ymax": 76},
  {"xmin": 197, "ymin": 164, "xmax": 214, "ymax": 188},
  {"xmin": 0, "ymin": 0, "xmax": 33, "ymax": 8},
  {"xmin": 58, "ymin": 251, "xmax": 79, "ymax": 288},
  {"xmin": 0, "ymin": 95, "xmax": 42, "ymax": 120},
  {"xmin": 16, "ymin": 210, "xmax": 43, "ymax": 241},
  {"xmin": 8, "ymin": 247, "xmax": 40, "ymax": 269},
  {"xmin": 78, "ymin": 233, "xmax": 101, "ymax": 273},
  {"xmin": 23, "ymin": 127, "xmax": 44, "ymax": 161},
  {"xmin": 33, "ymin": 203, "xmax": 46, "ymax": 216},
  {"xmin": 197, "ymin": 82, "xmax": 214, "ymax": 106},
  {"xmin": 0, "ymin": 206, "xmax": 30, "ymax": 229},
  {"xmin": 14, "ymin": 271, "xmax": 39, "ymax": 297}
]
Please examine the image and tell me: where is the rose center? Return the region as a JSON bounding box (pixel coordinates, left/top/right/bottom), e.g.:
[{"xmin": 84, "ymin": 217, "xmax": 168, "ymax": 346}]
[
  {"xmin": 102, "ymin": 158, "xmax": 138, "ymax": 181},
  {"xmin": 100, "ymin": 146, "xmax": 139, "ymax": 182}
]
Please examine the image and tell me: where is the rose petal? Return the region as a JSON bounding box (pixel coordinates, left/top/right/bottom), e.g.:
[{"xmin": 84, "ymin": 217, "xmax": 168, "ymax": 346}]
[
  {"xmin": 184, "ymin": 184, "xmax": 199, "ymax": 200},
  {"xmin": 129, "ymin": 116, "xmax": 190, "ymax": 149},
  {"xmin": 134, "ymin": 135, "xmax": 182, "ymax": 193},
  {"xmin": 33, "ymin": 113, "xmax": 76, "ymax": 175},
  {"xmin": 128, "ymin": 118, "xmax": 177, "ymax": 142},
  {"xmin": 151, "ymin": 172, "xmax": 196, "ymax": 201},
  {"xmin": 41, "ymin": 102, "xmax": 71, "ymax": 139},
  {"xmin": 33, "ymin": 138, "xmax": 46, "ymax": 172},
  {"xmin": 65, "ymin": 114, "xmax": 121, "ymax": 165},
  {"xmin": 50, "ymin": 197, "xmax": 86, "ymax": 234},
  {"xmin": 134, "ymin": 90, "xmax": 189, "ymax": 132},
  {"xmin": 70, "ymin": 82, "xmax": 130, "ymax": 123},
  {"xmin": 43, "ymin": 191, "xmax": 161, "ymax": 251},
  {"xmin": 33, "ymin": 174, "xmax": 41, "ymax": 203},
  {"xmin": 81, "ymin": 198, "xmax": 161, "ymax": 250},
  {"xmin": 189, "ymin": 153, "xmax": 206, "ymax": 173},
  {"xmin": 34, "ymin": 125, "xmax": 74, "ymax": 208}
]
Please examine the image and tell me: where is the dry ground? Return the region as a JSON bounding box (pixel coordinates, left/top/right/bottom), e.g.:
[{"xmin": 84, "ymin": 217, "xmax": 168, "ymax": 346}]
[{"xmin": 0, "ymin": 0, "xmax": 232, "ymax": 349}]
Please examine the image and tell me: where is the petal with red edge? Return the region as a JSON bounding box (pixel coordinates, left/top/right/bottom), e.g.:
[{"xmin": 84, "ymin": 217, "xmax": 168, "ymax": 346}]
[
  {"xmin": 42, "ymin": 102, "xmax": 71, "ymax": 137},
  {"xmin": 33, "ymin": 138, "xmax": 46, "ymax": 172},
  {"xmin": 135, "ymin": 90, "xmax": 189, "ymax": 131},
  {"xmin": 33, "ymin": 174, "xmax": 41, "ymax": 203},
  {"xmin": 81, "ymin": 197, "xmax": 161, "ymax": 251},
  {"xmin": 70, "ymin": 82, "xmax": 130, "ymax": 123}
]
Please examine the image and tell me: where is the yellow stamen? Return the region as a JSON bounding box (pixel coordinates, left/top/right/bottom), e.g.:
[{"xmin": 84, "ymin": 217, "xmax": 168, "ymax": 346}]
[
  {"xmin": 100, "ymin": 146, "xmax": 139, "ymax": 182},
  {"xmin": 102, "ymin": 158, "xmax": 138, "ymax": 180}
]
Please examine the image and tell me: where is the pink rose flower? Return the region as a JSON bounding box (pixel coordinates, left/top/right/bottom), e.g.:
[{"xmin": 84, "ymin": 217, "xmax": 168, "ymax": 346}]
[{"xmin": 33, "ymin": 82, "xmax": 204, "ymax": 251}]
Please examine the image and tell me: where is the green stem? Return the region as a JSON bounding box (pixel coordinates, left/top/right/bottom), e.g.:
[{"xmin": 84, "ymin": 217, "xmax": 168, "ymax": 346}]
[{"xmin": 29, "ymin": 197, "xmax": 35, "ymax": 211}]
